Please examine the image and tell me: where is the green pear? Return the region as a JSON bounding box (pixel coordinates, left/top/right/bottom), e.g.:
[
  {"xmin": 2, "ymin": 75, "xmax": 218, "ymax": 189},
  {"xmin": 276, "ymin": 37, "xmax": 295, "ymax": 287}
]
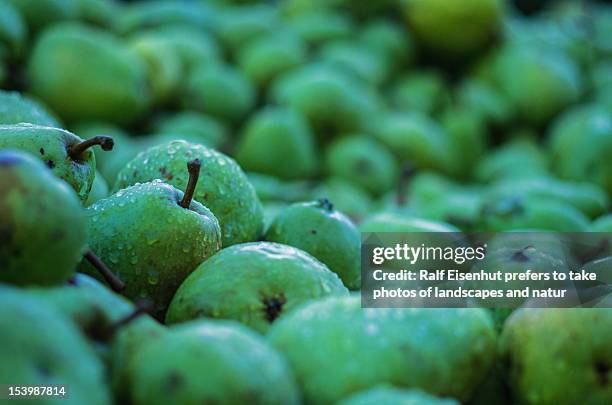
[
  {"xmin": 0, "ymin": 150, "xmax": 86, "ymax": 286},
  {"xmin": 152, "ymin": 111, "xmax": 227, "ymax": 149},
  {"xmin": 491, "ymin": 44, "xmax": 582, "ymax": 126},
  {"xmin": 114, "ymin": 140, "xmax": 264, "ymax": 246},
  {"xmin": 397, "ymin": 172, "xmax": 484, "ymax": 229},
  {"xmin": 456, "ymin": 78, "xmax": 514, "ymax": 127},
  {"xmin": 183, "ymin": 63, "xmax": 255, "ymax": 124},
  {"xmin": 85, "ymin": 171, "xmax": 109, "ymax": 207},
  {"xmin": 109, "ymin": 311, "xmax": 167, "ymax": 401},
  {"xmin": 0, "ymin": 123, "xmax": 113, "ymax": 201},
  {"xmin": 247, "ymin": 172, "xmax": 313, "ymax": 203},
  {"xmin": 268, "ymin": 295, "xmax": 496, "ymax": 403},
  {"xmin": 486, "ymin": 177, "xmax": 609, "ymax": 218},
  {"xmin": 505, "ymin": 9, "xmax": 592, "ymax": 69},
  {"xmin": 401, "ymin": 0, "xmax": 503, "ymax": 56},
  {"xmin": 271, "ymin": 63, "xmax": 380, "ymax": 138},
  {"xmin": 360, "ymin": 19, "xmax": 415, "ymax": 72},
  {"xmin": 360, "ymin": 210, "xmax": 461, "ymax": 233},
  {"xmin": 117, "ymin": 0, "xmax": 214, "ymax": 34},
  {"xmin": 389, "ymin": 70, "xmax": 449, "ymax": 115},
  {"xmin": 235, "ymin": 107, "xmax": 317, "ymax": 180},
  {"xmin": 213, "ymin": 4, "xmax": 278, "ymax": 55},
  {"xmin": 7, "ymin": 0, "xmax": 79, "ymax": 33},
  {"xmin": 374, "ymin": 112, "xmax": 455, "ymax": 174},
  {"xmin": 126, "ymin": 320, "xmax": 299, "ymax": 405},
  {"xmin": 166, "ymin": 241, "xmax": 348, "ymax": 333},
  {"xmin": 0, "ymin": 90, "xmax": 60, "ymax": 127},
  {"xmin": 478, "ymin": 195, "xmax": 590, "ymax": 232},
  {"xmin": 142, "ymin": 25, "xmax": 220, "ymax": 73},
  {"xmin": 286, "ymin": 10, "xmax": 353, "ymax": 47},
  {"xmin": 0, "ymin": 286, "xmax": 111, "ymax": 405},
  {"xmin": 548, "ymin": 104, "xmax": 612, "ymax": 195},
  {"xmin": 0, "ymin": 1, "xmax": 26, "ymax": 59},
  {"xmin": 466, "ymin": 233, "xmax": 574, "ymax": 310},
  {"xmin": 29, "ymin": 273, "xmax": 159, "ymax": 350},
  {"xmin": 265, "ymin": 199, "xmax": 361, "ymax": 289},
  {"xmin": 30, "ymin": 272, "xmax": 165, "ymax": 399},
  {"xmin": 237, "ymin": 31, "xmax": 307, "ymax": 89},
  {"xmin": 338, "ymin": 386, "xmax": 459, "ymax": 405},
  {"xmin": 311, "ymin": 177, "xmax": 372, "ymax": 222},
  {"xmin": 415, "ymin": 191, "xmax": 484, "ymax": 232},
  {"xmin": 27, "ymin": 22, "xmax": 150, "ymax": 124},
  {"xmin": 441, "ymin": 107, "xmax": 487, "ymax": 179},
  {"xmin": 474, "ymin": 136, "xmax": 549, "ymax": 183},
  {"xmin": 128, "ymin": 33, "xmax": 182, "ymax": 106},
  {"xmin": 82, "ymin": 160, "xmax": 222, "ymax": 318},
  {"xmin": 500, "ymin": 308, "xmax": 612, "ymax": 404},
  {"xmin": 325, "ymin": 135, "xmax": 398, "ymax": 196},
  {"xmin": 73, "ymin": 0, "xmax": 118, "ymax": 28},
  {"xmin": 319, "ymin": 40, "xmax": 391, "ymax": 86}
]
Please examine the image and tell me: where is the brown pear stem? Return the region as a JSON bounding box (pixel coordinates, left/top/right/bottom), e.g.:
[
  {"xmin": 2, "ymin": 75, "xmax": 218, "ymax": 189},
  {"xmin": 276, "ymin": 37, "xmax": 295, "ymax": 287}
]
[
  {"xmin": 84, "ymin": 250, "xmax": 125, "ymax": 292},
  {"xmin": 102, "ymin": 300, "xmax": 153, "ymax": 340},
  {"xmin": 68, "ymin": 136, "xmax": 114, "ymax": 159},
  {"xmin": 179, "ymin": 159, "xmax": 202, "ymax": 208},
  {"xmin": 396, "ymin": 164, "xmax": 414, "ymax": 206}
]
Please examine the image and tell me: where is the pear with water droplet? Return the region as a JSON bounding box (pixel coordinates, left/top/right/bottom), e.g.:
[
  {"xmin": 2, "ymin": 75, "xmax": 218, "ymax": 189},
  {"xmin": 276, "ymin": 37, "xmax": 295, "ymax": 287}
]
[
  {"xmin": 166, "ymin": 242, "xmax": 349, "ymax": 333},
  {"xmin": 0, "ymin": 123, "xmax": 114, "ymax": 201},
  {"xmin": 114, "ymin": 140, "xmax": 264, "ymax": 247},
  {"xmin": 126, "ymin": 320, "xmax": 299, "ymax": 405},
  {"xmin": 265, "ymin": 199, "xmax": 361, "ymax": 289},
  {"xmin": 0, "ymin": 150, "xmax": 87, "ymax": 286},
  {"xmin": 81, "ymin": 160, "xmax": 222, "ymax": 318}
]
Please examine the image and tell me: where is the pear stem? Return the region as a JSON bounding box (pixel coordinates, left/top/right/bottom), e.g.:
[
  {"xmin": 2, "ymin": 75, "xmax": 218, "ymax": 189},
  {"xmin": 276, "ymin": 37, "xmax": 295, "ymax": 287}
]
[
  {"xmin": 68, "ymin": 136, "xmax": 114, "ymax": 159},
  {"xmin": 84, "ymin": 250, "xmax": 125, "ymax": 292},
  {"xmin": 179, "ymin": 159, "xmax": 201, "ymax": 208},
  {"xmin": 396, "ymin": 164, "xmax": 414, "ymax": 206},
  {"xmin": 102, "ymin": 300, "xmax": 153, "ymax": 340}
]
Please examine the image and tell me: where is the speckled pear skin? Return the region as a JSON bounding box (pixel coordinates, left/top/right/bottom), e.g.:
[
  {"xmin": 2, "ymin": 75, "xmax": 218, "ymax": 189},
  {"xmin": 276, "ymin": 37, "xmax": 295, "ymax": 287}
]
[
  {"xmin": 265, "ymin": 199, "xmax": 361, "ymax": 290},
  {"xmin": 166, "ymin": 242, "xmax": 349, "ymax": 333},
  {"xmin": 126, "ymin": 320, "xmax": 300, "ymax": 405},
  {"xmin": 0, "ymin": 150, "xmax": 87, "ymax": 286},
  {"xmin": 114, "ymin": 140, "xmax": 264, "ymax": 246},
  {"xmin": 267, "ymin": 295, "xmax": 497, "ymax": 404},
  {"xmin": 0, "ymin": 286, "xmax": 112, "ymax": 405},
  {"xmin": 0, "ymin": 123, "xmax": 96, "ymax": 201},
  {"xmin": 337, "ymin": 386, "xmax": 459, "ymax": 405},
  {"xmin": 500, "ymin": 309, "xmax": 612, "ymax": 405},
  {"xmin": 80, "ymin": 180, "xmax": 222, "ymax": 318}
]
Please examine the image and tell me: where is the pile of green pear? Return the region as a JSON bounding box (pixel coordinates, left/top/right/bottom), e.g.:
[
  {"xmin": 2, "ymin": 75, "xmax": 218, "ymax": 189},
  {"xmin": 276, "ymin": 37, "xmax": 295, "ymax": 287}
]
[{"xmin": 1, "ymin": 0, "xmax": 611, "ymax": 404}]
